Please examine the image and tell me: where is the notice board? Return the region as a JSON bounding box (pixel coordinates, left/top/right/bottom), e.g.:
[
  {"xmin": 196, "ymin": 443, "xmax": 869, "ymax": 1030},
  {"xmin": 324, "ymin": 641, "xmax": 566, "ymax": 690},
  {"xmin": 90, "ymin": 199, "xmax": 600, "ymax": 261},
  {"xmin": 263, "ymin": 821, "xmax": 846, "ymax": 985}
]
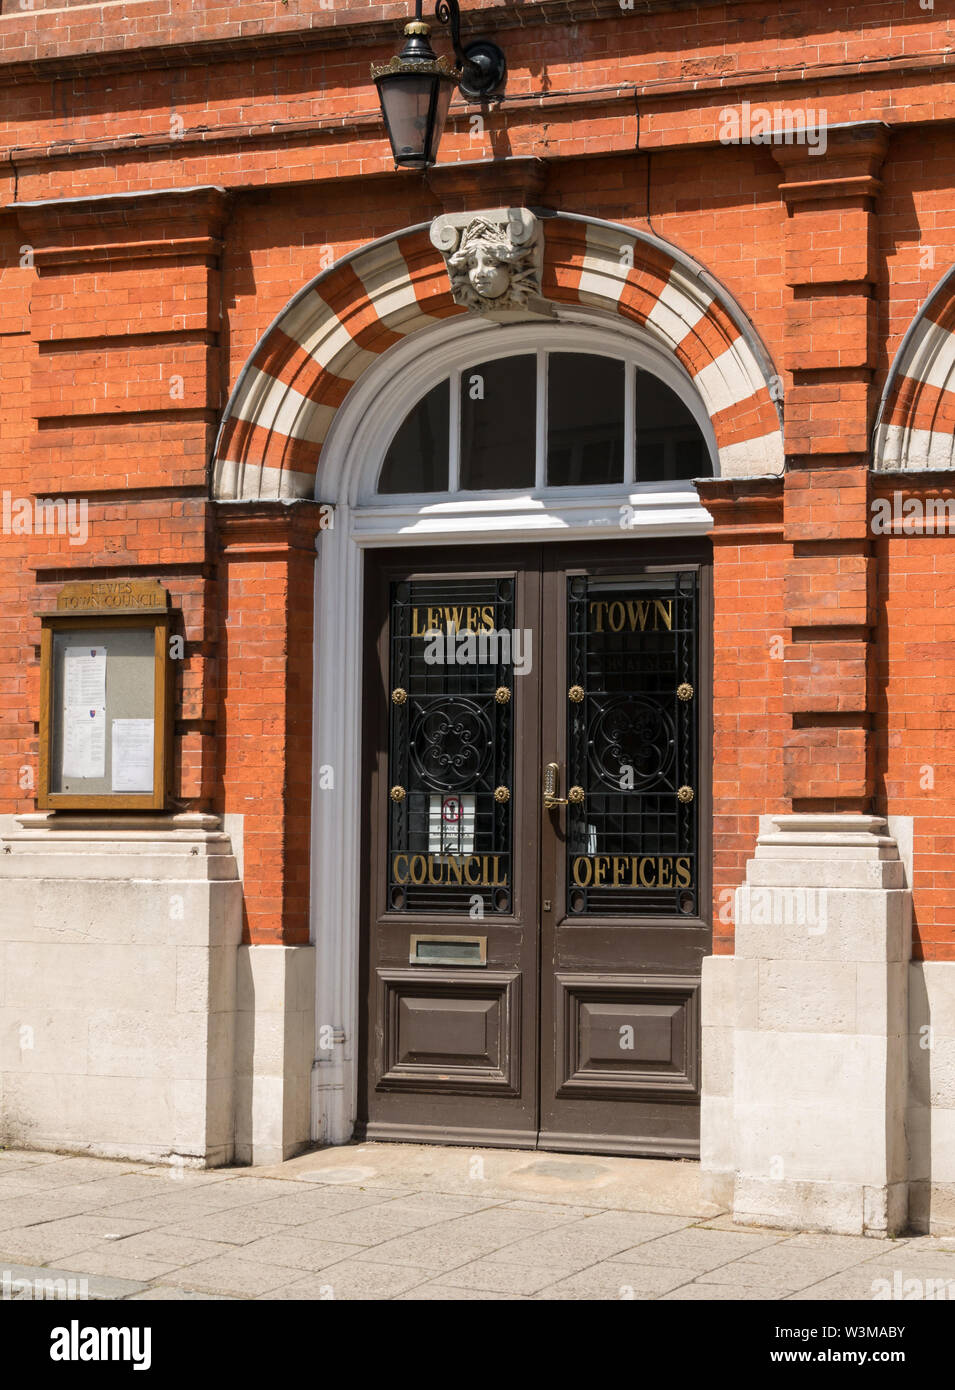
[{"xmin": 38, "ymin": 581, "xmax": 173, "ymax": 811}]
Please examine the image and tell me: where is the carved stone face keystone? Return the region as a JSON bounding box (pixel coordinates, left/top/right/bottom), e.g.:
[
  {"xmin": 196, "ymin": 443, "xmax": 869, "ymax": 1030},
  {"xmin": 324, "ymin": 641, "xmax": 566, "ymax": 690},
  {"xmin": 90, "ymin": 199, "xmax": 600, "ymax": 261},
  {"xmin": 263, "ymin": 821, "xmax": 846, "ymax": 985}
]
[
  {"xmin": 429, "ymin": 207, "xmax": 552, "ymax": 320},
  {"xmin": 467, "ymin": 245, "xmax": 510, "ymax": 300}
]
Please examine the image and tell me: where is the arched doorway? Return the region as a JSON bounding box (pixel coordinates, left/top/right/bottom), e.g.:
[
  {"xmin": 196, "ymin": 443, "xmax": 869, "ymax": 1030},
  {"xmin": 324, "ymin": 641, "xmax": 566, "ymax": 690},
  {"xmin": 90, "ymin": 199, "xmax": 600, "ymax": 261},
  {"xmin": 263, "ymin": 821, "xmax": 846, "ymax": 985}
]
[
  {"xmin": 211, "ymin": 210, "xmax": 784, "ymax": 1151},
  {"xmin": 321, "ymin": 318, "xmax": 715, "ymax": 1156}
]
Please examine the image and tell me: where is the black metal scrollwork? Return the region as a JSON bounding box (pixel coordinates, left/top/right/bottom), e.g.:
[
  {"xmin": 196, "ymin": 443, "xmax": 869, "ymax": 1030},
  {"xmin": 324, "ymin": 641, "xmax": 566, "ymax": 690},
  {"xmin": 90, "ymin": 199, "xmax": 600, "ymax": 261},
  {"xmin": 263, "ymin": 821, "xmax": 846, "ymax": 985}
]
[
  {"xmin": 588, "ymin": 695, "xmax": 675, "ymax": 789},
  {"xmin": 409, "ymin": 697, "xmax": 493, "ymax": 791}
]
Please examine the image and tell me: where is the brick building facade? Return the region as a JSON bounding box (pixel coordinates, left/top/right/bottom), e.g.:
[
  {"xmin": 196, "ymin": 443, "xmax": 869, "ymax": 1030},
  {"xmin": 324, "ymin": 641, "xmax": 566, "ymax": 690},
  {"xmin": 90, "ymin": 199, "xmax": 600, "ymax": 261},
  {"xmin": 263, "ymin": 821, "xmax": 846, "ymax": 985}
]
[{"xmin": 0, "ymin": 0, "xmax": 953, "ymax": 1236}]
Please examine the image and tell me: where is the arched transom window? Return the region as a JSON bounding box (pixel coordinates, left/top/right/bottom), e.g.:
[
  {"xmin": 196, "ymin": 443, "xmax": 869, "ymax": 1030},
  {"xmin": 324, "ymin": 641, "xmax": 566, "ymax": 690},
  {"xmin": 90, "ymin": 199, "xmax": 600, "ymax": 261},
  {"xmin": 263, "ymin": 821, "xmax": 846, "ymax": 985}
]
[{"xmin": 377, "ymin": 347, "xmax": 712, "ymax": 496}]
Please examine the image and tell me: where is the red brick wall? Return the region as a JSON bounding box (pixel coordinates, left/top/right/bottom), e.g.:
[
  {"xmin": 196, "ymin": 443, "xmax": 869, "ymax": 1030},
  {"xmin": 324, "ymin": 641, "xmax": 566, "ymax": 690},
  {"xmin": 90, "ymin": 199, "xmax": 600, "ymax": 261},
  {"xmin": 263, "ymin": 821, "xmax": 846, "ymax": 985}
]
[
  {"xmin": 216, "ymin": 506, "xmax": 322, "ymax": 945},
  {"xmin": 0, "ymin": 213, "xmax": 35, "ymax": 814},
  {"xmin": 874, "ymin": 479, "xmax": 955, "ymax": 963},
  {"xmin": 0, "ymin": 0, "xmax": 952, "ymax": 956},
  {"xmin": 700, "ymin": 481, "xmax": 788, "ymax": 954}
]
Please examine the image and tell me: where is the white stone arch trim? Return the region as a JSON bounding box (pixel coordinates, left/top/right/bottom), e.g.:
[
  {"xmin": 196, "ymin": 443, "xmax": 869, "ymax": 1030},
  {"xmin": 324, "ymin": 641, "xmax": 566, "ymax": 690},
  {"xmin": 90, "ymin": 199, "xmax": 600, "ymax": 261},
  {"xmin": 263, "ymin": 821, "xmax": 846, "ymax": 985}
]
[
  {"xmin": 212, "ymin": 212, "xmax": 785, "ymax": 503},
  {"xmin": 873, "ymin": 262, "xmax": 955, "ymax": 471}
]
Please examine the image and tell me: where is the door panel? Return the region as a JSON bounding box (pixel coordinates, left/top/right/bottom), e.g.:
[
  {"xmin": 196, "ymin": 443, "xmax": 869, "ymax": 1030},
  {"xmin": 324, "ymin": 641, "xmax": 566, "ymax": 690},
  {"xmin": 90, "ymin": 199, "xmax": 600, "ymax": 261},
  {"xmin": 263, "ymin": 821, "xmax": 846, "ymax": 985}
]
[
  {"xmin": 360, "ymin": 549, "xmax": 541, "ymax": 1147},
  {"xmin": 538, "ymin": 543, "xmax": 711, "ymax": 1154},
  {"xmin": 554, "ymin": 974, "xmax": 700, "ymax": 1098},
  {"xmin": 376, "ymin": 969, "xmax": 522, "ymax": 1094},
  {"xmin": 359, "ymin": 539, "xmax": 711, "ymax": 1156}
]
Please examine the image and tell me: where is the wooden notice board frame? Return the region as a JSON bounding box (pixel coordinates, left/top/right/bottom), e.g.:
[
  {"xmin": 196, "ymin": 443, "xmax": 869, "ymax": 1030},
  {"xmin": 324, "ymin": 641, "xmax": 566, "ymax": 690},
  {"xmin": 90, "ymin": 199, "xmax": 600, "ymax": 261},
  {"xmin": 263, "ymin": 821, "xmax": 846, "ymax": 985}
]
[{"xmin": 38, "ymin": 580, "xmax": 174, "ymax": 812}]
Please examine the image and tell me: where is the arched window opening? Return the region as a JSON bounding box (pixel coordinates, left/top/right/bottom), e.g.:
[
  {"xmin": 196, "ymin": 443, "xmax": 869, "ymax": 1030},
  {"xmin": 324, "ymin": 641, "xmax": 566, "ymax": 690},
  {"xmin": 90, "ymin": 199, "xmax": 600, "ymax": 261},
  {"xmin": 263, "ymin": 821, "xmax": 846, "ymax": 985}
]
[
  {"xmin": 377, "ymin": 380, "xmax": 450, "ymax": 494},
  {"xmin": 461, "ymin": 354, "xmax": 537, "ymax": 490},
  {"xmin": 548, "ymin": 353, "xmax": 625, "ymax": 486},
  {"xmin": 377, "ymin": 348, "xmax": 710, "ymax": 495}
]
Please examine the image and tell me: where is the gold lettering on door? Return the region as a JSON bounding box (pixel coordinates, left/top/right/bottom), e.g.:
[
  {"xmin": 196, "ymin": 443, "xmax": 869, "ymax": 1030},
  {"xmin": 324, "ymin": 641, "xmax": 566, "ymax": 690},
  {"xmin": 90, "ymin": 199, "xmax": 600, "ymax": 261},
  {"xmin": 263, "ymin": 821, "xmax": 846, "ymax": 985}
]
[
  {"xmin": 410, "ymin": 606, "xmax": 495, "ymax": 636},
  {"xmin": 588, "ymin": 599, "xmax": 673, "ymax": 632},
  {"xmin": 571, "ymin": 855, "xmax": 691, "ymax": 888},
  {"xmin": 393, "ymin": 853, "xmax": 509, "ymax": 887}
]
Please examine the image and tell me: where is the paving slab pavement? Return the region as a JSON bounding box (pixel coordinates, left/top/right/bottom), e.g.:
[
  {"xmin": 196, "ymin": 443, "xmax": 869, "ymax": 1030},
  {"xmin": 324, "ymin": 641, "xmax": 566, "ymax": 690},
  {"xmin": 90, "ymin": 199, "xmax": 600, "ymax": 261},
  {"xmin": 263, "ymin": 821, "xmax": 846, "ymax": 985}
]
[{"xmin": 0, "ymin": 1141, "xmax": 952, "ymax": 1302}]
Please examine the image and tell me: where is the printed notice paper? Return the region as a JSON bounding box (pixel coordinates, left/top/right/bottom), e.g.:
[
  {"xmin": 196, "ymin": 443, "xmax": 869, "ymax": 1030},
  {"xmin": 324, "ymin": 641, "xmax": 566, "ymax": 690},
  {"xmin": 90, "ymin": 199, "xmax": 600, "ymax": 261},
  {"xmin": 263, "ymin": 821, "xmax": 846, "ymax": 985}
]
[
  {"xmin": 111, "ymin": 718, "xmax": 154, "ymax": 793},
  {"xmin": 62, "ymin": 705, "xmax": 106, "ymax": 779},
  {"xmin": 64, "ymin": 646, "xmax": 106, "ymax": 710},
  {"xmin": 60, "ymin": 645, "xmax": 107, "ymax": 779}
]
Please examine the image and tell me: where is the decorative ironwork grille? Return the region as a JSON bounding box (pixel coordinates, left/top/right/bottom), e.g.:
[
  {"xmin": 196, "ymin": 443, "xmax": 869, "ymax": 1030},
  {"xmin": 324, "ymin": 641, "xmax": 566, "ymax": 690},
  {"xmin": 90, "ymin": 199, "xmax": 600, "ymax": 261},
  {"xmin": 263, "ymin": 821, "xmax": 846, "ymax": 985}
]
[
  {"xmin": 565, "ymin": 571, "xmax": 698, "ymax": 916},
  {"xmin": 388, "ymin": 577, "xmax": 514, "ymax": 913}
]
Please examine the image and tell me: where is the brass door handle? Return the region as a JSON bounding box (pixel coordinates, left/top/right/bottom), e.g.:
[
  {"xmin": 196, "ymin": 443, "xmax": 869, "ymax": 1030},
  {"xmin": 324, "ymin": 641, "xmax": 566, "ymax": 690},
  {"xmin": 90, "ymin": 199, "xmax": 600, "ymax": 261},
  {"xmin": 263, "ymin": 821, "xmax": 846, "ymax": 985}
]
[
  {"xmin": 543, "ymin": 761, "xmax": 568, "ymax": 809},
  {"xmin": 543, "ymin": 763, "xmax": 584, "ymax": 809}
]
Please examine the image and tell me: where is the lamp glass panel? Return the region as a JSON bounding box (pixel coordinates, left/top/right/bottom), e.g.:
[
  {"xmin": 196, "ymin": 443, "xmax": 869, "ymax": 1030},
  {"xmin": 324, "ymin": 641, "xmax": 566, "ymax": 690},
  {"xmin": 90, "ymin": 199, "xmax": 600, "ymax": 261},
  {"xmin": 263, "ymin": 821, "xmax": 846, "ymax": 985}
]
[
  {"xmin": 426, "ymin": 80, "xmax": 455, "ymax": 163},
  {"xmin": 379, "ymin": 74, "xmax": 438, "ymax": 165}
]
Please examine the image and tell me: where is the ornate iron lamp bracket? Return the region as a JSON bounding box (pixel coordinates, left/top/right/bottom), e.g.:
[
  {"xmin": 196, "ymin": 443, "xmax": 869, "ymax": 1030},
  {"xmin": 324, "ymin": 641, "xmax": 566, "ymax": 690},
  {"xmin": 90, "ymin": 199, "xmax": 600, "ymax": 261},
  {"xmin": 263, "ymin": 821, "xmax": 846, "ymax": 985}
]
[{"xmin": 435, "ymin": 0, "xmax": 506, "ymax": 101}]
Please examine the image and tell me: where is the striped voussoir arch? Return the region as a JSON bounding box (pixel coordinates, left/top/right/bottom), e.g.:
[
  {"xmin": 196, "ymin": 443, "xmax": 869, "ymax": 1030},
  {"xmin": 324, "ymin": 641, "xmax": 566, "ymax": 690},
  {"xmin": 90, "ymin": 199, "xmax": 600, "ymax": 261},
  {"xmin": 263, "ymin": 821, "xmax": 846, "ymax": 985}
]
[
  {"xmin": 212, "ymin": 213, "xmax": 784, "ymax": 501},
  {"xmin": 873, "ymin": 264, "xmax": 955, "ymax": 471}
]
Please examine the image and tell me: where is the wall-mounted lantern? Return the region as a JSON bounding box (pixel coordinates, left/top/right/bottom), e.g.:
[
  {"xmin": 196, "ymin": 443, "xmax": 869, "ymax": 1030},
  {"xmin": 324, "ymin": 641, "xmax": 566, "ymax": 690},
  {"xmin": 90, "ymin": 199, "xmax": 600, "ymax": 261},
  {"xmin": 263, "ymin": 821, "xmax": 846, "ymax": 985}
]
[{"xmin": 372, "ymin": 0, "xmax": 506, "ymax": 172}]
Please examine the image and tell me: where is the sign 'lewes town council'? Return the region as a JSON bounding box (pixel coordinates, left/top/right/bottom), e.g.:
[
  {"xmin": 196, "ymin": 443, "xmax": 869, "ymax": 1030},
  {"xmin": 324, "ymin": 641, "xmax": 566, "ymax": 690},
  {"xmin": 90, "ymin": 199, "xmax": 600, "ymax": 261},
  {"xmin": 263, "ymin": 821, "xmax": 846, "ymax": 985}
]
[{"xmin": 56, "ymin": 579, "xmax": 169, "ymax": 612}]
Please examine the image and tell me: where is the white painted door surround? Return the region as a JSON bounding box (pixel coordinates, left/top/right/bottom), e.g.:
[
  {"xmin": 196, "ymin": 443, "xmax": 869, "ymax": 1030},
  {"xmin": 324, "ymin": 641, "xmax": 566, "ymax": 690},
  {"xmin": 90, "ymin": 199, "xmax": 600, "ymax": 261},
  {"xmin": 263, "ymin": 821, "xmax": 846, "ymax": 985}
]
[{"xmin": 307, "ymin": 309, "xmax": 721, "ymax": 1145}]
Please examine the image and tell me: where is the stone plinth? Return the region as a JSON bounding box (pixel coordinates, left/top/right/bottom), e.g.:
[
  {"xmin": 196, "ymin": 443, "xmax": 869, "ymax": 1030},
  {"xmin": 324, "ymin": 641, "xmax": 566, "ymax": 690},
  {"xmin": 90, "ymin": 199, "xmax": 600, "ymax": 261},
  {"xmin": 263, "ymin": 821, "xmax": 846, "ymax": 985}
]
[
  {"xmin": 0, "ymin": 813, "xmax": 242, "ymax": 1166},
  {"xmin": 702, "ymin": 813, "xmax": 911, "ymax": 1236}
]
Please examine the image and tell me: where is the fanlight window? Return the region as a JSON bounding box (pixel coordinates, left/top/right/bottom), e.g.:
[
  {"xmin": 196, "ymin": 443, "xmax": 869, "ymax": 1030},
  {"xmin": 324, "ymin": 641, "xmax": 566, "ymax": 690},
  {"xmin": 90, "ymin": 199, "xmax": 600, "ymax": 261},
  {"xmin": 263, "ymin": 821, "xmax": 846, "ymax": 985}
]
[{"xmin": 377, "ymin": 350, "xmax": 710, "ymax": 495}]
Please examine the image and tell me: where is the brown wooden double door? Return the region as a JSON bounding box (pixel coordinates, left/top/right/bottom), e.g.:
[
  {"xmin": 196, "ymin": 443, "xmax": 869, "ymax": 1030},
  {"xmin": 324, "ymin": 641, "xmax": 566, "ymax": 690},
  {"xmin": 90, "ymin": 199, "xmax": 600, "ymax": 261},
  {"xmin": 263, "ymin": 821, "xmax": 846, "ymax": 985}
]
[{"xmin": 359, "ymin": 539, "xmax": 712, "ymax": 1156}]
